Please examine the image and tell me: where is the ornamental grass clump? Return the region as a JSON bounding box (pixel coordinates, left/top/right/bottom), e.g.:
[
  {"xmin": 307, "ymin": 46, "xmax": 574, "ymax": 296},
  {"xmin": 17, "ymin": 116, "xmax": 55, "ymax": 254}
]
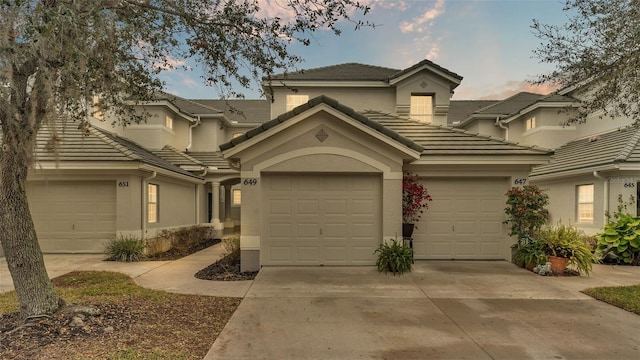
[{"xmin": 402, "ymin": 172, "xmax": 432, "ymax": 224}]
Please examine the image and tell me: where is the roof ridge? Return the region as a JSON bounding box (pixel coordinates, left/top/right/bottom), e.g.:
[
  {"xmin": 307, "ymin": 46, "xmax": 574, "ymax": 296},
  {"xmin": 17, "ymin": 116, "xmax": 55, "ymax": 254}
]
[
  {"xmin": 614, "ymin": 125, "xmax": 640, "ymax": 162},
  {"xmin": 164, "ymin": 93, "xmax": 222, "ymax": 113}
]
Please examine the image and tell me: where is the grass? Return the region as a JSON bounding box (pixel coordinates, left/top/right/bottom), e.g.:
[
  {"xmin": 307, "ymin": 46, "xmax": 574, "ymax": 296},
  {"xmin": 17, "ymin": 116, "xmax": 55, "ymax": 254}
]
[
  {"xmin": 583, "ymin": 284, "xmax": 640, "ymax": 315},
  {"xmin": 0, "ymin": 271, "xmax": 241, "ymax": 359}
]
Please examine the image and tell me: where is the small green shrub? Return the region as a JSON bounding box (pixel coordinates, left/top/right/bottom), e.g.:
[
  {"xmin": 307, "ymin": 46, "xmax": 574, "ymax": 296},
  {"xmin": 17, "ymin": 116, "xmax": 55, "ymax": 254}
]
[
  {"xmin": 597, "ymin": 213, "xmax": 640, "ymax": 265},
  {"xmin": 222, "ymin": 236, "xmax": 240, "ymax": 266},
  {"xmin": 105, "ymin": 234, "xmax": 145, "ymax": 262},
  {"xmin": 540, "ymin": 224, "xmax": 598, "ymax": 275},
  {"xmin": 374, "ymin": 239, "xmax": 414, "ymax": 275},
  {"xmin": 513, "ymin": 235, "xmax": 547, "ymax": 268}
]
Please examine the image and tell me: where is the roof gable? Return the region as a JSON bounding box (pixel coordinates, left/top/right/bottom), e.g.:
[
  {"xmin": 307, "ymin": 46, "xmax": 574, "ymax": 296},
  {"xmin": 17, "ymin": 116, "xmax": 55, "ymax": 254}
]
[{"xmin": 220, "ymin": 95, "xmax": 424, "ymax": 155}]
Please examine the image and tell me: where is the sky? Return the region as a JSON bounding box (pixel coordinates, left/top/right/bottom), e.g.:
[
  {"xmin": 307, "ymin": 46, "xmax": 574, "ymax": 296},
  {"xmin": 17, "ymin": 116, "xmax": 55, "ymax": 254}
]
[{"xmin": 161, "ymin": 0, "xmax": 570, "ymax": 100}]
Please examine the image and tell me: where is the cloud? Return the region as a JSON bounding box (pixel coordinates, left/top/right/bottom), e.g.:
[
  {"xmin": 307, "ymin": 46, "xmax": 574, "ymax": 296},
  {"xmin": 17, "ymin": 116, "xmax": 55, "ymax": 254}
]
[
  {"xmin": 153, "ymin": 56, "xmax": 188, "ymax": 72},
  {"xmin": 399, "ymin": 0, "xmax": 445, "ymax": 34}
]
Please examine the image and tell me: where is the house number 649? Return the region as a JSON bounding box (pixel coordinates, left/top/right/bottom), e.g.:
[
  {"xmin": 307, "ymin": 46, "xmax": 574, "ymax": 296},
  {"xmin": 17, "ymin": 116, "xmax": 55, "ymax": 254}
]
[{"xmin": 243, "ymin": 178, "xmax": 258, "ymax": 186}]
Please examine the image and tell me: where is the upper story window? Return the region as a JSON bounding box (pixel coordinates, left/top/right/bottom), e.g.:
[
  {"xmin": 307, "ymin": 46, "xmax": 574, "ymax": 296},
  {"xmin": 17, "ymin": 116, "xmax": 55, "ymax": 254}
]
[
  {"xmin": 577, "ymin": 184, "xmax": 594, "ymax": 223},
  {"xmin": 165, "ymin": 115, "xmax": 173, "ymax": 129},
  {"xmin": 92, "ymin": 96, "xmax": 104, "ymax": 120},
  {"xmin": 410, "ymin": 95, "xmax": 433, "ymax": 123},
  {"xmin": 526, "ymin": 117, "xmax": 536, "ymax": 130},
  {"xmin": 286, "ymin": 95, "xmax": 309, "ymax": 111}
]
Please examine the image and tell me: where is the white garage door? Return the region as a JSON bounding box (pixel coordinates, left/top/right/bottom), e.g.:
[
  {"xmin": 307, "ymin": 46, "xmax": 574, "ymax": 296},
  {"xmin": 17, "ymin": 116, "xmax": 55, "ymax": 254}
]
[
  {"xmin": 263, "ymin": 174, "xmax": 381, "ymax": 265},
  {"xmin": 27, "ymin": 181, "xmax": 117, "ymax": 253},
  {"xmin": 412, "ymin": 178, "xmax": 507, "ymax": 259}
]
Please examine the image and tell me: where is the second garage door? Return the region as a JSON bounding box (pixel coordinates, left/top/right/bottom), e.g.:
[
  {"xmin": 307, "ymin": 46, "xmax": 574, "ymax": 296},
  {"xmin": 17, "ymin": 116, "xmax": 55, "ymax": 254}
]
[
  {"xmin": 28, "ymin": 181, "xmax": 117, "ymax": 253},
  {"xmin": 262, "ymin": 174, "xmax": 381, "ymax": 265},
  {"xmin": 412, "ymin": 178, "xmax": 508, "ymax": 260}
]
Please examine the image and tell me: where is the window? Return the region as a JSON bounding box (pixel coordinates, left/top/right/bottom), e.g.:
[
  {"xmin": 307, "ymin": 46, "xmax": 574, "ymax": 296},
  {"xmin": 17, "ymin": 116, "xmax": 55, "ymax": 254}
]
[
  {"xmin": 286, "ymin": 95, "xmax": 309, "ymax": 111},
  {"xmin": 232, "ymin": 189, "xmax": 241, "ymax": 205},
  {"xmin": 148, "ymin": 184, "xmax": 159, "ymax": 223},
  {"xmin": 92, "ymin": 96, "xmax": 104, "ymax": 120},
  {"xmin": 577, "ymin": 184, "xmax": 594, "ymax": 223},
  {"xmin": 165, "ymin": 115, "xmax": 173, "ymax": 129},
  {"xmin": 410, "ymin": 95, "xmax": 433, "ymax": 123},
  {"xmin": 526, "ymin": 117, "xmax": 536, "ymax": 130}
]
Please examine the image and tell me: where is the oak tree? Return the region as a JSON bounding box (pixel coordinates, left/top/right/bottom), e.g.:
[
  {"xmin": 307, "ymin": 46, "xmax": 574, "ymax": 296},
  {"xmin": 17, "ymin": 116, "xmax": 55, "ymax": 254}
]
[{"xmin": 0, "ymin": 0, "xmax": 369, "ymax": 319}]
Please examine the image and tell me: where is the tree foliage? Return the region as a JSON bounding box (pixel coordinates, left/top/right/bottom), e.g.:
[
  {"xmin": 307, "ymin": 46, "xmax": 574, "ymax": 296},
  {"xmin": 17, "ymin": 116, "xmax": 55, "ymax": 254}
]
[
  {"xmin": 532, "ymin": 0, "xmax": 640, "ymax": 124},
  {"xmin": 0, "ymin": 0, "xmax": 370, "ymax": 319}
]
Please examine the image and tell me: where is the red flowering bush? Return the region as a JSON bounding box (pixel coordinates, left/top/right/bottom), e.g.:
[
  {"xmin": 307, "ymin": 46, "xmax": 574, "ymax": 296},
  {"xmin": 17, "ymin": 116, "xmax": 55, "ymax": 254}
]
[
  {"xmin": 402, "ymin": 173, "xmax": 432, "ymax": 223},
  {"xmin": 504, "ymin": 185, "xmax": 549, "ymax": 241}
]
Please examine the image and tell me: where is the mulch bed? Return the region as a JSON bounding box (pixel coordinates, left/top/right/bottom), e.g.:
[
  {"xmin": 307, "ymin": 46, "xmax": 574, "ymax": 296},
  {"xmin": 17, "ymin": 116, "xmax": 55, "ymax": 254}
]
[
  {"xmin": 195, "ymin": 255, "xmax": 259, "ymax": 281},
  {"xmin": 145, "ymin": 238, "xmax": 220, "ymax": 261}
]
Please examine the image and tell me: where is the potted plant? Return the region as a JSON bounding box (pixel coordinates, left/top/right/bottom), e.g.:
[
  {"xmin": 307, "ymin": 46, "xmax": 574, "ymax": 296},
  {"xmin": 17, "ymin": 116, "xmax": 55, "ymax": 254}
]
[
  {"xmin": 540, "ymin": 224, "xmax": 598, "ymax": 275},
  {"xmin": 374, "ymin": 238, "xmax": 414, "ymax": 275},
  {"xmin": 402, "ymin": 172, "xmax": 432, "ymax": 237},
  {"xmin": 513, "ymin": 235, "xmax": 547, "ymax": 271}
]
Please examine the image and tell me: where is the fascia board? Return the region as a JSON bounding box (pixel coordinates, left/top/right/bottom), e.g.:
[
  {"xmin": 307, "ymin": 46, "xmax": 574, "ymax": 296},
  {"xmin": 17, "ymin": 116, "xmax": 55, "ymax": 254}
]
[
  {"xmin": 126, "ymin": 100, "xmax": 198, "ymax": 123},
  {"xmin": 138, "ymin": 164, "xmax": 205, "ymax": 183},
  {"xmin": 529, "ymin": 164, "xmax": 619, "ymax": 182},
  {"xmin": 412, "ymin": 155, "xmax": 551, "ymax": 165},
  {"xmin": 389, "ymin": 66, "xmax": 462, "ymax": 87},
  {"xmin": 31, "ymin": 162, "xmax": 142, "ymax": 171}
]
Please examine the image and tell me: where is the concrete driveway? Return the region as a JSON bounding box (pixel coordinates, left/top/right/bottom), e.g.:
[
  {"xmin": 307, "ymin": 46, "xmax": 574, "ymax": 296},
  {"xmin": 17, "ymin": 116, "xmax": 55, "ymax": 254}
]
[{"xmin": 206, "ymin": 261, "xmax": 640, "ymax": 360}]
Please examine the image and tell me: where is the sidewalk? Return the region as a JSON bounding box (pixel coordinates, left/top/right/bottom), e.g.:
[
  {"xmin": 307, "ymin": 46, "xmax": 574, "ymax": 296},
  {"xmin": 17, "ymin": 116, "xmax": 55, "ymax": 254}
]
[{"xmin": 0, "ymin": 244, "xmax": 253, "ymax": 298}]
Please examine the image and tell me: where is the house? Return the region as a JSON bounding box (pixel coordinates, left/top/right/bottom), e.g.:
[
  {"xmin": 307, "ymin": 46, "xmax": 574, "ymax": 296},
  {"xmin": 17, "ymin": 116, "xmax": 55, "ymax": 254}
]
[{"xmin": 2, "ymin": 59, "xmax": 632, "ymax": 268}]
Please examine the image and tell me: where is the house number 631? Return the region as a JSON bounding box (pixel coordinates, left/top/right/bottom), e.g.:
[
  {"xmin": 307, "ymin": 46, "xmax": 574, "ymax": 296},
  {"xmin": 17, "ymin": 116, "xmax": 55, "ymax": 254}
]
[{"xmin": 243, "ymin": 178, "xmax": 258, "ymax": 186}]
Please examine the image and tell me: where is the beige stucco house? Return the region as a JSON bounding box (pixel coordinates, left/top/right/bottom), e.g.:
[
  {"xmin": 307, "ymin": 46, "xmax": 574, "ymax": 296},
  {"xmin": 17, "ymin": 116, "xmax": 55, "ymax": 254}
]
[{"xmin": 1, "ymin": 59, "xmax": 634, "ymax": 267}]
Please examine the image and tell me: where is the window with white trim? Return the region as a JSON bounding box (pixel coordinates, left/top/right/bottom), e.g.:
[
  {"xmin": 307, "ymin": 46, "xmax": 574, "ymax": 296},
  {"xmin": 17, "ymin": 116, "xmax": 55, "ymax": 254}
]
[
  {"xmin": 232, "ymin": 189, "xmax": 242, "ymax": 206},
  {"xmin": 165, "ymin": 115, "xmax": 173, "ymax": 129},
  {"xmin": 410, "ymin": 95, "xmax": 433, "ymax": 123},
  {"xmin": 526, "ymin": 117, "xmax": 536, "ymax": 130},
  {"xmin": 577, "ymin": 184, "xmax": 594, "ymax": 223},
  {"xmin": 148, "ymin": 184, "xmax": 159, "ymax": 223},
  {"xmin": 286, "ymin": 95, "xmax": 309, "ymax": 111}
]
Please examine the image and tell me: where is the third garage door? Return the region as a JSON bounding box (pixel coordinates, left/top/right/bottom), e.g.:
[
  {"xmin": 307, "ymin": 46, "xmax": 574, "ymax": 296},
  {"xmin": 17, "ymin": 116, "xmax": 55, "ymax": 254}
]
[
  {"xmin": 262, "ymin": 174, "xmax": 381, "ymax": 265},
  {"xmin": 412, "ymin": 178, "xmax": 507, "ymax": 260}
]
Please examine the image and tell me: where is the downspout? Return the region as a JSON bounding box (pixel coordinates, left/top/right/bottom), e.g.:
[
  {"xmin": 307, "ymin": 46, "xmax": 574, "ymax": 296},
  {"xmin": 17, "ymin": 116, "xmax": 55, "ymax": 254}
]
[
  {"xmin": 495, "ymin": 116, "xmax": 508, "ymax": 141},
  {"xmin": 593, "ymin": 171, "xmax": 608, "ymax": 225},
  {"xmin": 195, "ymin": 167, "xmax": 208, "ymax": 224},
  {"xmin": 186, "ymin": 116, "xmax": 201, "ymax": 151},
  {"xmin": 141, "ymin": 171, "xmax": 157, "ymax": 238}
]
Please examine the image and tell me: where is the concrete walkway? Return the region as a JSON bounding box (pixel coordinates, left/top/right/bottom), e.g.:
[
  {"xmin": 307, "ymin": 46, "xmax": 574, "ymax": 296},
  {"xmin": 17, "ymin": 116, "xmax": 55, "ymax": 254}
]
[{"xmin": 0, "ymin": 244, "xmax": 252, "ymax": 297}]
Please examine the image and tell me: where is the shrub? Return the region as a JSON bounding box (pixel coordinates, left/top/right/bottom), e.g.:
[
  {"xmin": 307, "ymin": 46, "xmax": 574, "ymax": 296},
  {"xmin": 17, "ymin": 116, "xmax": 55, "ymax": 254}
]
[
  {"xmin": 402, "ymin": 172, "xmax": 432, "ymax": 224},
  {"xmin": 157, "ymin": 225, "xmax": 212, "ymax": 256},
  {"xmin": 504, "ymin": 185, "xmax": 549, "ymax": 243},
  {"xmin": 374, "ymin": 239, "xmax": 414, "ymax": 275},
  {"xmin": 540, "ymin": 224, "xmax": 598, "ymax": 275},
  {"xmin": 222, "ymin": 236, "xmax": 240, "ymax": 266},
  {"xmin": 105, "ymin": 234, "xmax": 145, "ymax": 262},
  {"xmin": 597, "ymin": 213, "xmax": 640, "ymax": 265},
  {"xmin": 513, "ymin": 235, "xmax": 547, "ymax": 268}
]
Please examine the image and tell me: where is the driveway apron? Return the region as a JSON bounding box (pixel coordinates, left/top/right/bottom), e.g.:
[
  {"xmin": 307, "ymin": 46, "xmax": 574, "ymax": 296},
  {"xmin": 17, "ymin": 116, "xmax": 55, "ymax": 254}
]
[{"xmin": 206, "ymin": 261, "xmax": 640, "ymax": 360}]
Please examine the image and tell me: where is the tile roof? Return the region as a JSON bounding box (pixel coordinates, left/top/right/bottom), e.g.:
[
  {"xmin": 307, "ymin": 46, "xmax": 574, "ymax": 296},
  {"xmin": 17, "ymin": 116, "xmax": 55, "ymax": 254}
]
[
  {"xmin": 530, "ymin": 126, "xmax": 640, "ymax": 177},
  {"xmin": 220, "ymin": 95, "xmax": 424, "ymax": 153},
  {"xmin": 191, "ymin": 99, "xmax": 269, "ymax": 123},
  {"xmin": 269, "ymin": 63, "xmax": 400, "ymax": 81},
  {"xmin": 473, "ymin": 92, "xmax": 578, "ymax": 118},
  {"xmin": 448, "ymin": 100, "xmax": 498, "ymax": 124},
  {"xmin": 362, "ymin": 112, "xmax": 552, "ymax": 156},
  {"xmin": 9, "ymin": 120, "xmax": 203, "ymax": 179},
  {"xmin": 131, "ymin": 92, "xmax": 223, "ymax": 116},
  {"xmin": 153, "ymin": 146, "xmax": 232, "ymax": 171},
  {"xmin": 188, "ymin": 152, "xmax": 232, "ymax": 170},
  {"xmin": 389, "ymin": 59, "xmax": 463, "ymax": 82}
]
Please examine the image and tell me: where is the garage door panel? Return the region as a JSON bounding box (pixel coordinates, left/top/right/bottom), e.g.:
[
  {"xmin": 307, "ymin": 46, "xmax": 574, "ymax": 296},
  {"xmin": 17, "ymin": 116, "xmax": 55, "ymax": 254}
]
[
  {"xmin": 269, "ymin": 199, "xmax": 292, "ymax": 215},
  {"xmin": 414, "ymin": 178, "xmax": 507, "ymax": 260},
  {"xmin": 269, "ymin": 246, "xmax": 293, "ymax": 262},
  {"xmin": 263, "ymin": 174, "xmax": 380, "ymax": 266},
  {"xmin": 28, "ymin": 181, "xmax": 116, "ymax": 253}
]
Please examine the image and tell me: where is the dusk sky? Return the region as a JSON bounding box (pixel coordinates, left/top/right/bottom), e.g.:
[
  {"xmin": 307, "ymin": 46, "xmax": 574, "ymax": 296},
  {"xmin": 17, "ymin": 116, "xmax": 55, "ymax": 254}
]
[{"xmin": 161, "ymin": 0, "xmax": 569, "ymax": 100}]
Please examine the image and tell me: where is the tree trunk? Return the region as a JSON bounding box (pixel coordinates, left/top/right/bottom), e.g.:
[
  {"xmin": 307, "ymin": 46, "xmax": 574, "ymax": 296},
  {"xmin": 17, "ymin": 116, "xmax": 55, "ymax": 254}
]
[{"xmin": 0, "ymin": 125, "xmax": 61, "ymax": 319}]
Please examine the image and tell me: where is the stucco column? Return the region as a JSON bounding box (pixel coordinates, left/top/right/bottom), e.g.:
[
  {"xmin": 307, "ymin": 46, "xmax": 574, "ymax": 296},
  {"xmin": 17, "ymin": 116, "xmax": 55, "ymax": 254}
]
[{"xmin": 210, "ymin": 181, "xmax": 223, "ymax": 231}]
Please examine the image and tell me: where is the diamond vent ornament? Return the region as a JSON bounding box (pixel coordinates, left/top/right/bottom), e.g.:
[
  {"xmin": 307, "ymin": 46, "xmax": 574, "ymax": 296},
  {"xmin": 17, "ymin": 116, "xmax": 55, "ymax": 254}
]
[{"xmin": 315, "ymin": 129, "xmax": 329, "ymax": 142}]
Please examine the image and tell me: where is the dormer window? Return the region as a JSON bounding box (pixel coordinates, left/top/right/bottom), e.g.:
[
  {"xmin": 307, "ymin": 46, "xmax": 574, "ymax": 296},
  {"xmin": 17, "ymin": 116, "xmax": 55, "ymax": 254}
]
[
  {"xmin": 526, "ymin": 117, "xmax": 536, "ymax": 130},
  {"xmin": 410, "ymin": 95, "xmax": 433, "ymax": 123},
  {"xmin": 286, "ymin": 95, "xmax": 309, "ymax": 111},
  {"xmin": 165, "ymin": 115, "xmax": 173, "ymax": 129}
]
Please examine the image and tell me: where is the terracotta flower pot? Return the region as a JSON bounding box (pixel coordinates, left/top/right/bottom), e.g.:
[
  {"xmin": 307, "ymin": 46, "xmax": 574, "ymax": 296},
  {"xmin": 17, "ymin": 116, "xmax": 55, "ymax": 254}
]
[{"xmin": 548, "ymin": 255, "xmax": 569, "ymax": 274}]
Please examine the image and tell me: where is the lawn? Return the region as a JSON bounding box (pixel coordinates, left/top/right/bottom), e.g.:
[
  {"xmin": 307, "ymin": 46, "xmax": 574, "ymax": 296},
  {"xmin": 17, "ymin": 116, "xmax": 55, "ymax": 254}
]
[
  {"xmin": 0, "ymin": 271, "xmax": 241, "ymax": 359},
  {"xmin": 583, "ymin": 284, "xmax": 640, "ymax": 315}
]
